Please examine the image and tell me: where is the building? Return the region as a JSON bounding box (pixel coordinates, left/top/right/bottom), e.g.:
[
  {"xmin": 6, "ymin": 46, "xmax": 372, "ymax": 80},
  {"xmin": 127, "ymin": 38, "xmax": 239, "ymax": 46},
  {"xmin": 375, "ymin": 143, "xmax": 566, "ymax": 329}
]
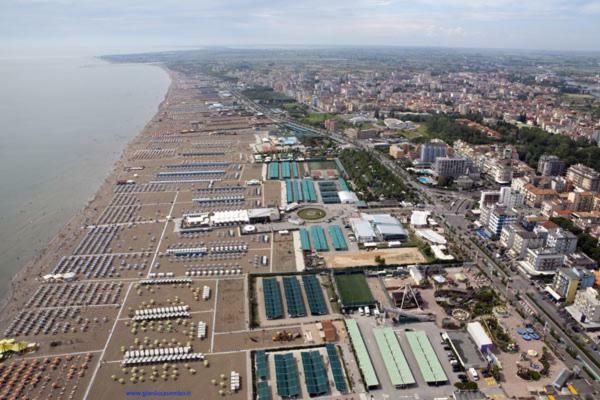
[
  {"xmin": 520, "ymin": 248, "xmax": 564, "ymax": 275},
  {"xmin": 247, "ymin": 208, "xmax": 281, "ymax": 223},
  {"xmin": 573, "ymin": 287, "xmax": 600, "ymax": 323},
  {"xmin": 537, "ymin": 155, "xmax": 565, "ymax": 177},
  {"xmin": 564, "ymin": 252, "xmax": 598, "ymax": 270},
  {"xmin": 566, "ymin": 164, "xmax": 600, "ymax": 192},
  {"xmin": 344, "ymin": 128, "xmax": 379, "ymax": 140},
  {"xmin": 362, "ymin": 213, "xmax": 408, "ymax": 241},
  {"xmin": 546, "ymin": 229, "xmax": 578, "ymax": 255},
  {"xmin": 383, "ymin": 118, "xmax": 417, "ymax": 130},
  {"xmin": 499, "ymin": 223, "xmax": 518, "ymax": 250},
  {"xmin": 420, "ymin": 141, "xmax": 448, "ymax": 164},
  {"xmin": 522, "ymin": 184, "xmax": 558, "ymax": 207},
  {"xmin": 552, "ymin": 267, "xmax": 595, "ymax": 304},
  {"xmin": 479, "ymin": 205, "xmax": 520, "ymax": 238},
  {"xmin": 512, "ymin": 229, "xmax": 545, "ymax": 259},
  {"xmin": 466, "ymin": 322, "xmax": 493, "ymax": 353},
  {"xmin": 455, "ymin": 175, "xmax": 475, "ymax": 190},
  {"xmin": 479, "ymin": 191, "xmax": 501, "ymax": 208},
  {"xmin": 320, "ymin": 320, "xmax": 338, "ymax": 342},
  {"xmin": 389, "ymin": 144, "xmax": 405, "ymax": 159},
  {"xmin": 410, "ymin": 210, "xmax": 430, "ymax": 227},
  {"xmin": 571, "ymin": 210, "xmax": 600, "ymax": 230},
  {"xmin": 499, "ymin": 187, "xmax": 525, "ymax": 208},
  {"xmin": 434, "ymin": 157, "xmax": 467, "ymax": 179},
  {"xmin": 568, "ymin": 191, "xmax": 595, "ymax": 212},
  {"xmin": 338, "ymin": 191, "xmax": 359, "ymax": 204},
  {"xmin": 485, "ymin": 159, "xmax": 513, "ymax": 184},
  {"xmin": 500, "ymin": 224, "xmax": 545, "ymax": 259},
  {"xmin": 350, "ymin": 218, "xmax": 377, "ymax": 243}
]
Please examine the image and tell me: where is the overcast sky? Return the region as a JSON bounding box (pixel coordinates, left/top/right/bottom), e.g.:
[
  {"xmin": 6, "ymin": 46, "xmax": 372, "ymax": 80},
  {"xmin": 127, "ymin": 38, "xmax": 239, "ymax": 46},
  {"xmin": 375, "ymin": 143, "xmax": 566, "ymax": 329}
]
[{"xmin": 2, "ymin": 0, "xmax": 600, "ymax": 55}]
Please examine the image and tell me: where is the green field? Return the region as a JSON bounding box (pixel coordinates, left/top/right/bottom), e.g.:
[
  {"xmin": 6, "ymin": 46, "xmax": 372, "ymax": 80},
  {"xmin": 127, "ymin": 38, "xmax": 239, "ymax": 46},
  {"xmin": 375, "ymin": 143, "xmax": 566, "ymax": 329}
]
[
  {"xmin": 334, "ymin": 273, "xmax": 375, "ymax": 307},
  {"xmin": 401, "ymin": 124, "xmax": 428, "ymax": 139},
  {"xmin": 307, "ymin": 160, "xmax": 339, "ymax": 171}
]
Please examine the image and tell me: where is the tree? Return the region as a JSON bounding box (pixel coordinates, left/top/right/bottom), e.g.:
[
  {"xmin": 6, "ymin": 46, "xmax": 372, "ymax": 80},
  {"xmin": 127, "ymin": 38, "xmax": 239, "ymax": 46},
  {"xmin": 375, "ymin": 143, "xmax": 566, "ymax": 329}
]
[
  {"xmin": 437, "ymin": 176, "xmax": 454, "ymax": 187},
  {"xmin": 375, "ymin": 256, "xmax": 386, "ymax": 265}
]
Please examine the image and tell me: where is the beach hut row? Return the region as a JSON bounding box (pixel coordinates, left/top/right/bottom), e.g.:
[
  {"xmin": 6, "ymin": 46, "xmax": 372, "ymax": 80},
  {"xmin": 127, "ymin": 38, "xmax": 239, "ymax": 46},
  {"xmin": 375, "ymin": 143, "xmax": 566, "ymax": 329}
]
[
  {"xmin": 198, "ymin": 322, "xmax": 207, "ymax": 339},
  {"xmin": 231, "ymin": 371, "xmax": 241, "ymax": 392},
  {"xmin": 123, "ymin": 352, "xmax": 204, "ymax": 366},
  {"xmin": 140, "ymin": 278, "xmax": 192, "ymax": 286},
  {"xmin": 185, "ymin": 268, "xmax": 242, "ymax": 277},
  {"xmin": 132, "ymin": 306, "xmax": 190, "ymax": 321}
]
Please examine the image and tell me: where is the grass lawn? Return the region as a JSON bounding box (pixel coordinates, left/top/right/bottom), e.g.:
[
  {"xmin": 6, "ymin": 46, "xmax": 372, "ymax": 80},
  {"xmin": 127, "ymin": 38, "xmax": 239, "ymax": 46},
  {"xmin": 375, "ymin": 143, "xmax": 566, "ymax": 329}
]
[
  {"xmin": 297, "ymin": 207, "xmax": 327, "ymax": 221},
  {"xmin": 399, "ymin": 124, "xmax": 428, "ymax": 140},
  {"xmin": 298, "ymin": 112, "xmax": 336, "ymax": 127},
  {"xmin": 334, "ymin": 273, "xmax": 375, "ymax": 307}
]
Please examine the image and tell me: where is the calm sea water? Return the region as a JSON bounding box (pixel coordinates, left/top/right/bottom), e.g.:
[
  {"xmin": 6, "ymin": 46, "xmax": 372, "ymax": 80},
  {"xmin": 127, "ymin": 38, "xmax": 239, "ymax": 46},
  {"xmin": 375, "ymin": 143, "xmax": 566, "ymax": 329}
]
[{"xmin": 0, "ymin": 55, "xmax": 170, "ymax": 299}]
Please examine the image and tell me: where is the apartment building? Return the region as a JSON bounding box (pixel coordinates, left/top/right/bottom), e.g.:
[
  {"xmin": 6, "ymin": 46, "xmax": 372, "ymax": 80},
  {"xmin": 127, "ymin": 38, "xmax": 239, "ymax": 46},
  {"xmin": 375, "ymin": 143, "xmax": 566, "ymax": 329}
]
[
  {"xmin": 566, "ymin": 164, "xmax": 600, "ymax": 192},
  {"xmin": 520, "ymin": 248, "xmax": 564, "ymax": 275},
  {"xmin": 573, "ymin": 288, "xmax": 600, "ymax": 323},
  {"xmin": 567, "ymin": 191, "xmax": 595, "ymax": 212},
  {"xmin": 420, "ymin": 141, "xmax": 448, "ymax": 164},
  {"xmin": 537, "ymin": 155, "xmax": 565, "ymax": 177},
  {"xmin": 511, "ymin": 228, "xmax": 545, "ymax": 259},
  {"xmin": 522, "ymin": 184, "xmax": 559, "ymax": 207},
  {"xmin": 552, "ymin": 267, "xmax": 595, "ymax": 304},
  {"xmin": 434, "ymin": 157, "xmax": 467, "ymax": 179},
  {"xmin": 479, "ymin": 205, "xmax": 520, "ymax": 238},
  {"xmin": 546, "ymin": 229, "xmax": 578, "ymax": 255}
]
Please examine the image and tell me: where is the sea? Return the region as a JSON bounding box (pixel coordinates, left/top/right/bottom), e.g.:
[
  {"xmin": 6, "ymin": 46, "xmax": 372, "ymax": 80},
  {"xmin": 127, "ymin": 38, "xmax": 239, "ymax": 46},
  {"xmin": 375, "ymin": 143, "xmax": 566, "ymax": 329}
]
[{"xmin": 0, "ymin": 53, "xmax": 170, "ymax": 300}]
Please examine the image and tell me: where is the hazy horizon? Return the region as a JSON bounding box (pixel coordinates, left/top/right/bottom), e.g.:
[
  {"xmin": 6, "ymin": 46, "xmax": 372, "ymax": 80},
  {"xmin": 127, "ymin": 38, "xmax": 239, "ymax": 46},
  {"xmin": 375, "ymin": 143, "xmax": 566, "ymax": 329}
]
[{"xmin": 2, "ymin": 1, "xmax": 600, "ymax": 53}]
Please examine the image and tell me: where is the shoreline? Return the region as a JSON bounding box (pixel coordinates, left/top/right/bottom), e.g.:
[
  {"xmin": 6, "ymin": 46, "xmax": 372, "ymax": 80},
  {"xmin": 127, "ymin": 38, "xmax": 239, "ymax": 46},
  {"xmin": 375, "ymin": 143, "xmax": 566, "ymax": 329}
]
[{"xmin": 0, "ymin": 63, "xmax": 174, "ymax": 326}]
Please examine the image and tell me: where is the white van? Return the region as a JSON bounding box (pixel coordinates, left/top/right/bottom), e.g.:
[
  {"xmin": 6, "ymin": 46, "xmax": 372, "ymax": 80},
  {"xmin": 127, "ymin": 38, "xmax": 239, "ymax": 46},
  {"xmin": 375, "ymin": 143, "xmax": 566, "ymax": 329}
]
[{"xmin": 468, "ymin": 368, "xmax": 479, "ymax": 381}]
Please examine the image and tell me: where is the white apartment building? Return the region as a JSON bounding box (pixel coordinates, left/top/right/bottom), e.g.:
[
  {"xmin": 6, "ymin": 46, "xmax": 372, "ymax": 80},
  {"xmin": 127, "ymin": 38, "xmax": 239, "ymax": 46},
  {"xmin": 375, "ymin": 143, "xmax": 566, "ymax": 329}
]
[
  {"xmin": 546, "ymin": 229, "xmax": 578, "ymax": 255},
  {"xmin": 519, "ymin": 248, "xmax": 564, "ymax": 276}
]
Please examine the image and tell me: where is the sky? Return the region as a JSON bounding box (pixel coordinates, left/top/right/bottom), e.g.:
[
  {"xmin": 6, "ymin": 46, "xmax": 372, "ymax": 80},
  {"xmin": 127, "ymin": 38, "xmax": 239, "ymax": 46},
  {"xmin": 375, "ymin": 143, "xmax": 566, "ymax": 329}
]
[{"xmin": 1, "ymin": 0, "xmax": 600, "ymax": 55}]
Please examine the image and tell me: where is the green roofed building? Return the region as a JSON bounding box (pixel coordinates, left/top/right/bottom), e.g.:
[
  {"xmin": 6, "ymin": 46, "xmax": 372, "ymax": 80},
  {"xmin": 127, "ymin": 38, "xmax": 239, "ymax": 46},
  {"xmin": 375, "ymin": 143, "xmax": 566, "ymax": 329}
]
[
  {"xmin": 345, "ymin": 319, "xmax": 379, "ymax": 389},
  {"xmin": 405, "ymin": 330, "xmax": 448, "ymax": 385},
  {"xmin": 373, "ymin": 327, "xmax": 415, "ymax": 388}
]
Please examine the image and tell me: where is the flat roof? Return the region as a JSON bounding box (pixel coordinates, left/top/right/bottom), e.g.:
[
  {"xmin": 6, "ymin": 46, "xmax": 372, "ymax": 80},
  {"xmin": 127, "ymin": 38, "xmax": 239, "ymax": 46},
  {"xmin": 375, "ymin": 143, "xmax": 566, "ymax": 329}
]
[
  {"xmin": 373, "ymin": 328, "xmax": 415, "ymax": 387},
  {"xmin": 365, "ymin": 213, "xmax": 401, "ymax": 226},
  {"xmin": 350, "ymin": 219, "xmax": 377, "ymax": 239},
  {"xmin": 416, "ymin": 229, "xmax": 447, "ymax": 244},
  {"xmin": 466, "ymin": 321, "xmax": 493, "ymax": 347},
  {"xmin": 446, "ymin": 331, "xmax": 487, "ymax": 369},
  {"xmin": 411, "ymin": 210, "xmax": 430, "ymax": 226},
  {"xmin": 345, "ymin": 319, "xmax": 379, "ymax": 388},
  {"xmin": 405, "ymin": 330, "xmax": 447, "ymax": 384},
  {"xmin": 376, "ymin": 224, "xmax": 408, "ymax": 236}
]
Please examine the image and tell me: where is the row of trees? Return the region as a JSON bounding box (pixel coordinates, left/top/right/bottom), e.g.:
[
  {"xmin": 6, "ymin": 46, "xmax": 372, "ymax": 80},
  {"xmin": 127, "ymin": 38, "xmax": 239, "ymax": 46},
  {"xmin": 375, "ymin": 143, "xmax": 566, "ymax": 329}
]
[{"xmin": 338, "ymin": 149, "xmax": 412, "ymax": 202}]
